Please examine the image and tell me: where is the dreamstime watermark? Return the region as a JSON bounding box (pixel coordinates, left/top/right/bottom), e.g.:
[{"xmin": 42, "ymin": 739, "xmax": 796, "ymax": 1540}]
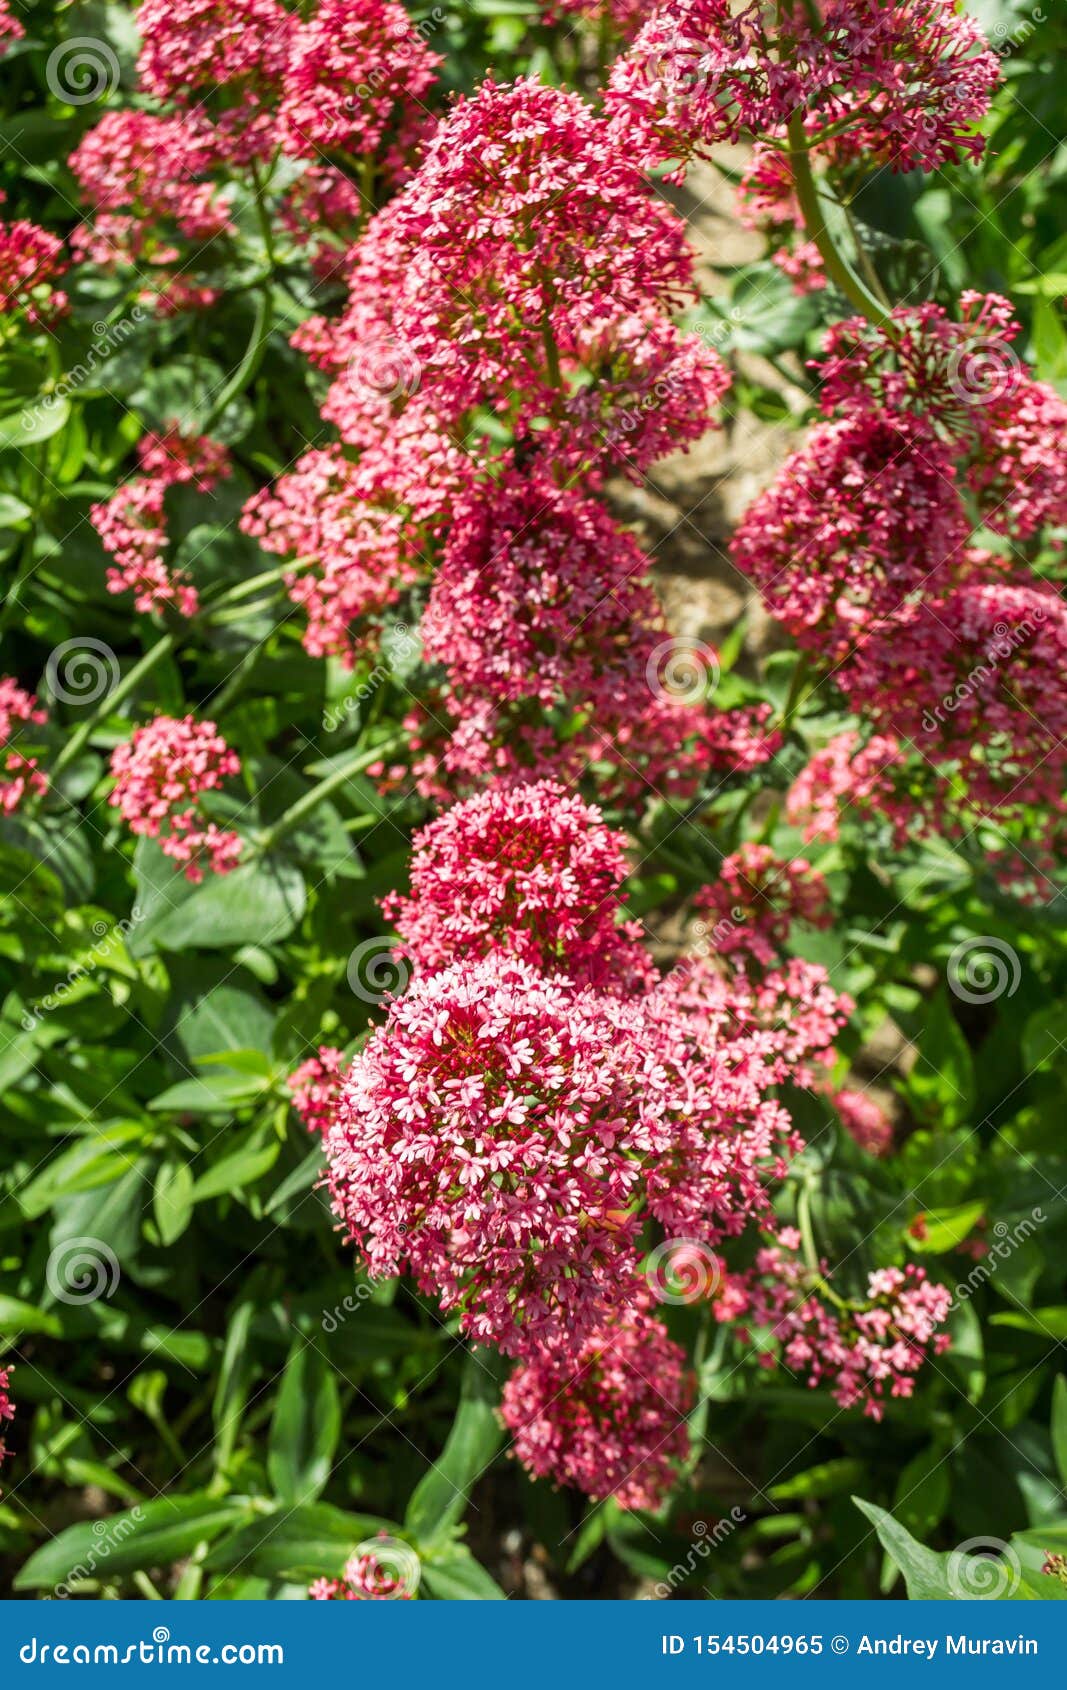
[
  {"xmin": 346, "ymin": 334, "xmax": 421, "ymax": 402},
  {"xmin": 22, "ymin": 312, "xmax": 148, "ymax": 436},
  {"xmin": 322, "ymin": 624, "xmax": 417, "ymax": 732},
  {"xmin": 21, "ymin": 910, "xmax": 142, "ymax": 1030},
  {"xmin": 19, "ymin": 1630, "xmax": 283, "ymax": 1667},
  {"xmin": 947, "ymin": 1536, "xmax": 1022, "ymax": 1599},
  {"xmin": 346, "ymin": 936, "xmax": 411, "ymax": 1004},
  {"xmin": 988, "ymin": 6, "xmax": 1047, "ymax": 58},
  {"xmin": 646, "ymin": 1238, "xmax": 722, "ymax": 1305},
  {"xmin": 692, "ymin": 907, "xmax": 747, "ymax": 958},
  {"xmin": 341, "ymin": 6, "xmax": 445, "ymax": 110},
  {"xmin": 53, "ymin": 1510, "xmax": 145, "ymax": 1600},
  {"xmin": 946, "ymin": 936, "xmax": 1021, "ymax": 1005},
  {"xmin": 347, "ymin": 1534, "xmax": 421, "ymax": 1599},
  {"xmin": 45, "ymin": 637, "xmax": 119, "ymax": 708},
  {"xmin": 46, "ymin": 37, "xmax": 119, "ymax": 105},
  {"xmin": 45, "ymin": 1237, "xmax": 121, "ymax": 1306},
  {"xmin": 947, "ymin": 334, "xmax": 1021, "ymax": 404},
  {"xmin": 652, "ymin": 1510, "xmax": 748, "ymax": 1599},
  {"xmin": 950, "ymin": 1209, "xmax": 1045, "ymax": 1309},
  {"xmin": 920, "ymin": 609, "xmax": 1045, "ymax": 734},
  {"xmin": 645, "ymin": 637, "xmax": 720, "ymax": 706}
]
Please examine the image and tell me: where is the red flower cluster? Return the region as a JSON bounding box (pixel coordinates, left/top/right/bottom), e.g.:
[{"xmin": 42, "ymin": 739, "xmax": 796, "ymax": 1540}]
[
  {"xmin": 91, "ymin": 429, "xmax": 231, "ymax": 618},
  {"xmin": 715, "ymin": 1242, "xmax": 952, "ymax": 1421},
  {"xmin": 109, "ymin": 715, "xmax": 242, "ymax": 880},
  {"xmin": 0, "ymin": 678, "xmax": 47, "ymax": 816}
]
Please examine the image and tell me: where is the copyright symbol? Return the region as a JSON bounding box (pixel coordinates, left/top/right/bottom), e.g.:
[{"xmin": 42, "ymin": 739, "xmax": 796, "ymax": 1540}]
[{"xmin": 831, "ymin": 1637, "xmax": 849, "ymax": 1655}]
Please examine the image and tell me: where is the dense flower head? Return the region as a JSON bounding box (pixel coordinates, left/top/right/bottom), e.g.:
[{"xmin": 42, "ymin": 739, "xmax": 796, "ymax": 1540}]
[
  {"xmin": 502, "ymin": 1301, "xmax": 693, "ymax": 1509},
  {"xmin": 289, "ymin": 1046, "xmax": 347, "ymax": 1138},
  {"xmin": 0, "ymin": 217, "xmax": 67, "ymax": 322},
  {"xmin": 696, "ymin": 843, "xmax": 831, "ymax": 967},
  {"xmin": 136, "ymin": 0, "xmax": 295, "ymax": 160},
  {"xmin": 836, "ymin": 578, "xmax": 1067, "ymax": 868},
  {"xmin": 324, "ymin": 956, "xmax": 675, "ymax": 1356},
  {"xmin": 109, "ymin": 715, "xmax": 242, "ymax": 881},
  {"xmin": 0, "ymin": 677, "xmax": 47, "ymax": 816},
  {"xmin": 70, "ymin": 111, "xmax": 233, "ymax": 241},
  {"xmin": 382, "ymin": 781, "xmax": 652, "ymax": 990},
  {"xmin": 732, "ymin": 413, "xmax": 968, "ymax": 652},
  {"xmin": 785, "ymin": 730, "xmax": 906, "ymax": 845},
  {"xmin": 817, "ymin": 295, "xmax": 1067, "ymax": 541},
  {"xmin": 295, "ymin": 77, "xmax": 728, "ymax": 492},
  {"xmin": 833, "ymin": 1087, "xmax": 893, "ymax": 1157},
  {"xmin": 279, "ymin": 0, "xmax": 440, "ymax": 180},
  {"xmin": 715, "ymin": 1247, "xmax": 952, "ymax": 1420},
  {"xmin": 607, "ymin": 0, "xmax": 999, "ymax": 176},
  {"xmin": 240, "ymin": 447, "xmax": 420, "ymax": 663},
  {"xmin": 389, "ymin": 471, "xmax": 755, "ymax": 802}
]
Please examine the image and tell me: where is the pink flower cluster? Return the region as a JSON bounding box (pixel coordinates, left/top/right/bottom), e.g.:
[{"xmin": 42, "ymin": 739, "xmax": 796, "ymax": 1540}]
[
  {"xmin": 239, "ymin": 448, "xmax": 418, "ymax": 664},
  {"xmin": 715, "ymin": 1241, "xmax": 952, "ymax": 1420},
  {"xmin": 71, "ymin": 1, "xmax": 441, "ymax": 308},
  {"xmin": 735, "ymin": 294, "xmax": 1067, "ymax": 875},
  {"xmin": 608, "ymin": 0, "xmax": 999, "ymax": 175},
  {"xmin": 0, "ymin": 216, "xmax": 67, "ymax": 323},
  {"xmin": 292, "ymin": 76, "xmax": 728, "ymax": 499},
  {"xmin": 289, "ymin": 1047, "xmax": 346, "ymax": 1138},
  {"xmin": 696, "ymin": 843, "xmax": 830, "ymax": 967},
  {"xmin": 109, "ymin": 715, "xmax": 242, "ymax": 881},
  {"xmin": 91, "ymin": 429, "xmax": 231, "ymax": 618},
  {"xmin": 308, "ymin": 1536, "xmax": 415, "ymax": 1601},
  {"xmin": 0, "ymin": 677, "xmax": 47, "ymax": 815},
  {"xmin": 318, "ymin": 782, "xmax": 865, "ymax": 1506},
  {"xmin": 501, "ymin": 1301, "xmax": 693, "ymax": 1510},
  {"xmin": 832, "ymin": 1088, "xmax": 894, "ymax": 1158},
  {"xmin": 0, "ymin": 3, "xmax": 22, "ymax": 51},
  {"xmin": 381, "ymin": 781, "xmax": 651, "ymax": 991}
]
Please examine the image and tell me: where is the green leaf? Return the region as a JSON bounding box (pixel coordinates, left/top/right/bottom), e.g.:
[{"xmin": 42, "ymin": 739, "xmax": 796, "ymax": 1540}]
[
  {"xmin": 904, "ymin": 990, "xmax": 975, "ymax": 1129},
  {"xmin": 421, "ymin": 1547, "xmax": 506, "ymax": 1600},
  {"xmin": 130, "ymin": 841, "xmax": 306, "ymax": 954},
  {"xmin": 153, "ymin": 1159, "xmax": 194, "ymax": 1246},
  {"xmin": 189, "ymin": 1125, "xmax": 280, "ymax": 1201},
  {"xmin": 213, "ymin": 1299, "xmax": 256, "ymax": 1474},
  {"xmin": 0, "ymin": 1295, "xmax": 62, "ymax": 1337},
  {"xmin": 0, "ymin": 396, "xmax": 70, "ymax": 452},
  {"xmin": 14, "ymin": 1497, "xmax": 251, "ymax": 1589},
  {"xmin": 267, "ymin": 1341, "xmax": 342, "ymax": 1508},
  {"xmin": 404, "ymin": 1351, "xmax": 504, "ymax": 1549},
  {"xmin": 907, "ymin": 1200, "xmax": 987, "ymax": 1253},
  {"xmin": 853, "ymin": 1497, "xmax": 952, "ymax": 1599},
  {"xmin": 203, "ymin": 1503, "xmax": 392, "ymax": 1580}
]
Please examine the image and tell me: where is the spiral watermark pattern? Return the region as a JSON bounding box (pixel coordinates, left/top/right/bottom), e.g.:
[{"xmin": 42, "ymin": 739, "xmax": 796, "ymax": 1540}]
[
  {"xmin": 347, "ymin": 335, "xmax": 421, "ymax": 402},
  {"xmin": 948, "ymin": 336, "xmax": 1020, "ymax": 405},
  {"xmin": 346, "ymin": 1535, "xmax": 421, "ymax": 1599},
  {"xmin": 646, "ymin": 1238, "xmax": 721, "ymax": 1306},
  {"xmin": 947, "ymin": 1537, "xmax": 1021, "ymax": 1599},
  {"xmin": 645, "ymin": 637, "xmax": 720, "ymax": 705},
  {"xmin": 46, "ymin": 38, "xmax": 120, "ymax": 105},
  {"xmin": 45, "ymin": 637, "xmax": 119, "ymax": 707},
  {"xmin": 346, "ymin": 937, "xmax": 411, "ymax": 1004},
  {"xmin": 46, "ymin": 1236, "xmax": 121, "ymax": 1305},
  {"xmin": 947, "ymin": 936, "xmax": 1021, "ymax": 1004}
]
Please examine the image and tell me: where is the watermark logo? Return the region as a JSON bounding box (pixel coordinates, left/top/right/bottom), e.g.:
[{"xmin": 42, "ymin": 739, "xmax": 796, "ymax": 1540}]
[
  {"xmin": 947, "ymin": 1536, "xmax": 1021, "ymax": 1599},
  {"xmin": 46, "ymin": 1237, "xmax": 121, "ymax": 1306},
  {"xmin": 45, "ymin": 637, "xmax": 119, "ymax": 707},
  {"xmin": 646, "ymin": 1238, "xmax": 721, "ymax": 1306},
  {"xmin": 947, "ymin": 936, "xmax": 1021, "ymax": 1005},
  {"xmin": 46, "ymin": 38, "xmax": 119, "ymax": 105},
  {"xmin": 645, "ymin": 637, "xmax": 720, "ymax": 706}
]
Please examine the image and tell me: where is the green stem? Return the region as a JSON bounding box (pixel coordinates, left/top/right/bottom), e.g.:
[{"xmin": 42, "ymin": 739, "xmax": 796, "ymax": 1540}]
[
  {"xmin": 200, "ymin": 287, "xmax": 273, "ymax": 435},
  {"xmin": 50, "ymin": 632, "xmax": 175, "ymax": 781},
  {"xmin": 201, "ymin": 555, "xmax": 316, "ymax": 616},
  {"xmin": 787, "ymin": 113, "xmax": 893, "ymax": 328},
  {"xmin": 779, "ymin": 650, "xmax": 814, "ymax": 734},
  {"xmin": 256, "ymin": 731, "xmax": 406, "ymax": 854}
]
